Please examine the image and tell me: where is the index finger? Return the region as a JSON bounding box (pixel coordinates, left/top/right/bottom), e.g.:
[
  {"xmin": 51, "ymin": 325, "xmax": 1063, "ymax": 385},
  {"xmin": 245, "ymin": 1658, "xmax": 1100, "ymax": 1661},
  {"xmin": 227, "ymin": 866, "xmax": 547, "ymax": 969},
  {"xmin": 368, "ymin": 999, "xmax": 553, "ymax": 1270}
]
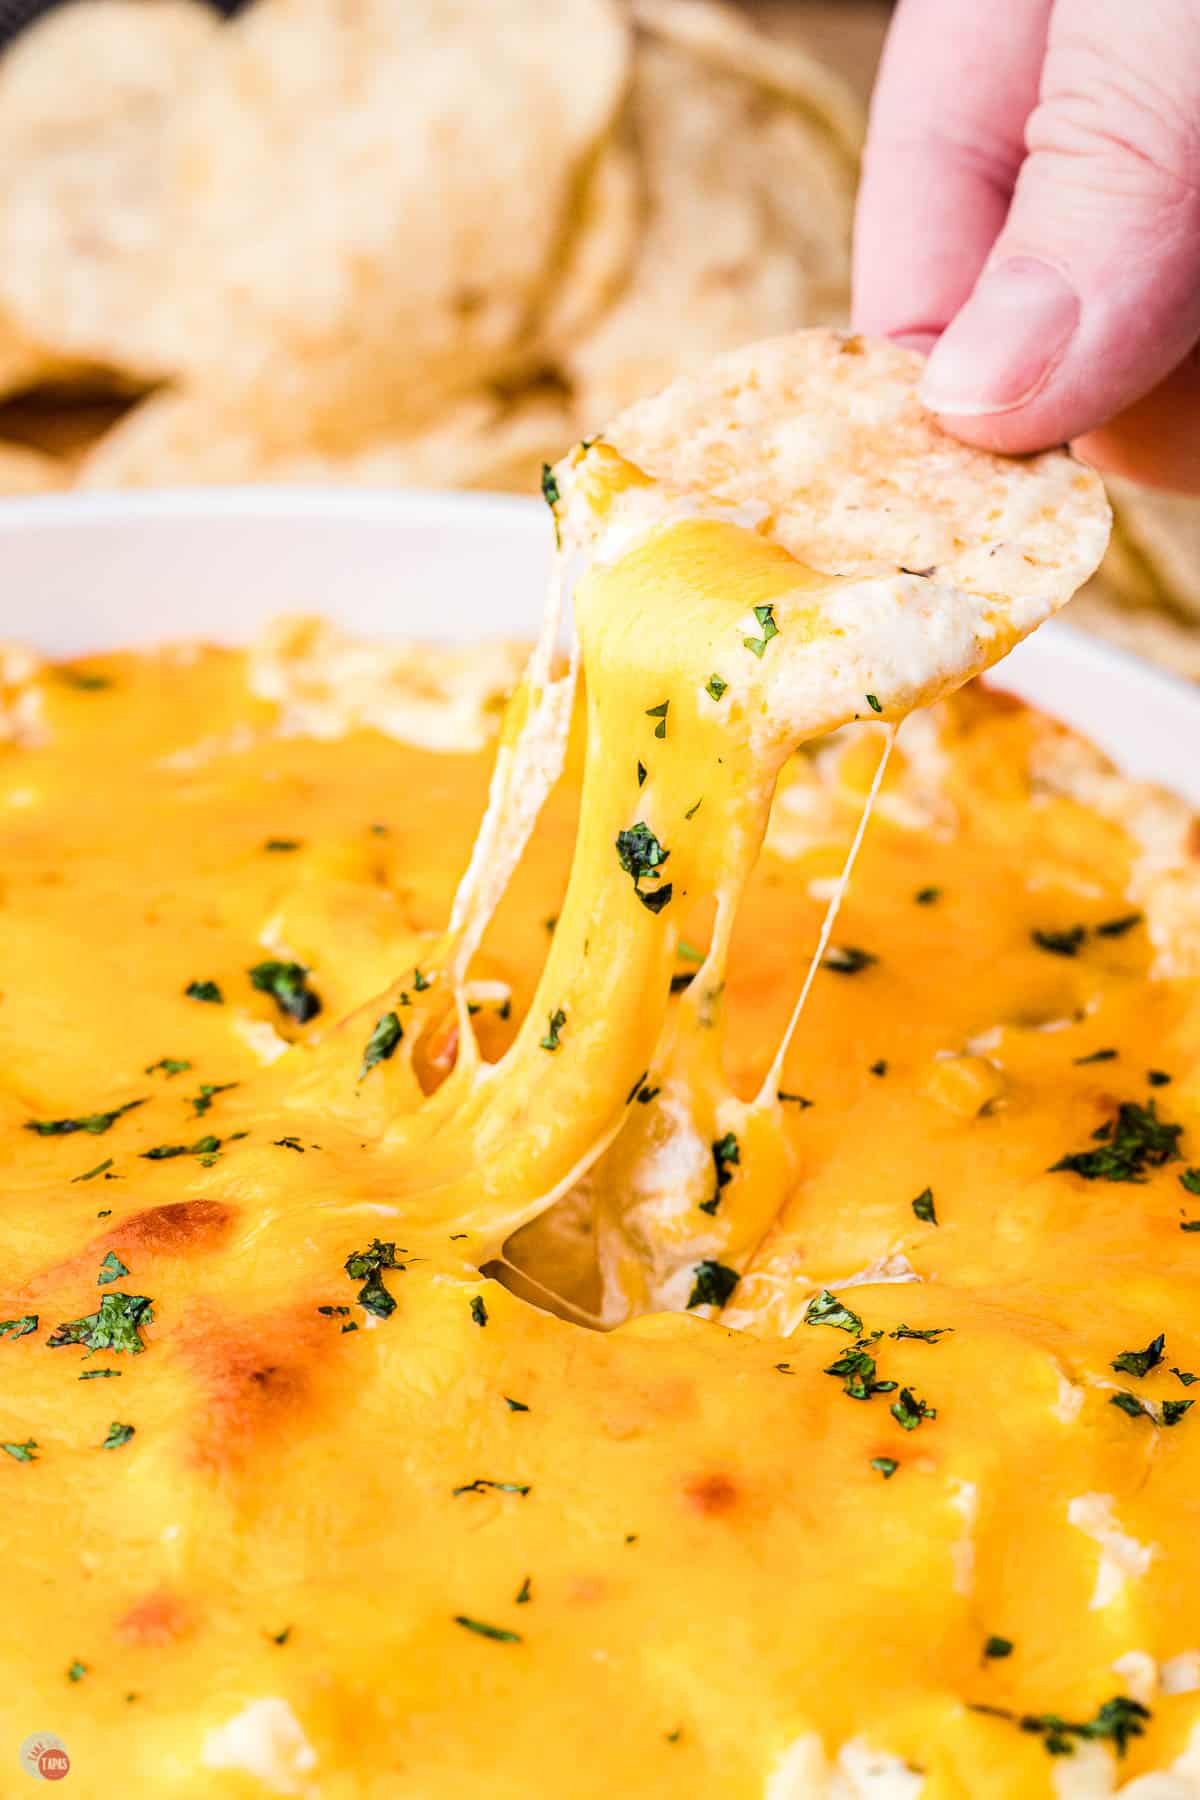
[{"xmin": 852, "ymin": 0, "xmax": 1052, "ymax": 344}]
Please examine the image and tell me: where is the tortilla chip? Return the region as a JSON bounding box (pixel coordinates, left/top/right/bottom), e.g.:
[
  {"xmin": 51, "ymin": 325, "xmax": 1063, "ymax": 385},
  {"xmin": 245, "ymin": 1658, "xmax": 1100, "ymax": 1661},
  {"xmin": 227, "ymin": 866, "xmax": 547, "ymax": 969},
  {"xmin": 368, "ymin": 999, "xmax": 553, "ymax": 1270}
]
[
  {"xmin": 315, "ymin": 392, "xmax": 574, "ymax": 494},
  {"xmin": 1100, "ymin": 475, "xmax": 1200, "ymax": 624},
  {"xmin": 0, "ymin": 441, "xmax": 66, "ymax": 496},
  {"xmin": 560, "ymin": 330, "xmax": 1110, "ymax": 716},
  {"xmin": 565, "ymin": 0, "xmax": 861, "ymax": 428},
  {"xmin": 155, "ymin": 0, "xmax": 630, "ymax": 447},
  {"xmin": 533, "ymin": 130, "xmax": 642, "ymax": 367},
  {"xmin": 1069, "ymin": 578, "xmax": 1200, "ymax": 682},
  {"xmin": 634, "ymin": 0, "xmax": 865, "ymax": 152},
  {"xmin": 0, "ymin": 0, "xmax": 218, "ymax": 397},
  {"xmin": 77, "ymin": 382, "xmax": 573, "ymax": 494}
]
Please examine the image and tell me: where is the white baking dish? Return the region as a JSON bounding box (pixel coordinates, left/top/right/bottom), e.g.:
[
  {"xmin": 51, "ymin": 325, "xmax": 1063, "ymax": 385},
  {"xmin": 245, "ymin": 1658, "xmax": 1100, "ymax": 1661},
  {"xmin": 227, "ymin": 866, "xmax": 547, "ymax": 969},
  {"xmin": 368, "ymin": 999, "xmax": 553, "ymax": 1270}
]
[{"xmin": 1, "ymin": 486, "xmax": 1198, "ymax": 805}]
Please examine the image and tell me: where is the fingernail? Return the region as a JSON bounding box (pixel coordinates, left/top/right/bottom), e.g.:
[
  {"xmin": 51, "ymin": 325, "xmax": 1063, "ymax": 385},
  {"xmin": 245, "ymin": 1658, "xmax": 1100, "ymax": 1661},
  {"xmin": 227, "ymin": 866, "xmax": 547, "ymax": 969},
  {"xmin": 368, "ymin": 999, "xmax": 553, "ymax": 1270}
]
[{"xmin": 919, "ymin": 258, "xmax": 1080, "ymax": 417}]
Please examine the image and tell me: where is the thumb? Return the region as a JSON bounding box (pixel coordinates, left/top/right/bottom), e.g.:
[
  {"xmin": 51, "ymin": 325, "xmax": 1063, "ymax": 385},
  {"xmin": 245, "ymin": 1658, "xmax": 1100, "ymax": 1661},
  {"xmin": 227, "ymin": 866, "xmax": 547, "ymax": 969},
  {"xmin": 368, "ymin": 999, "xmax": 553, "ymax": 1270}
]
[{"xmin": 919, "ymin": 0, "xmax": 1200, "ymax": 455}]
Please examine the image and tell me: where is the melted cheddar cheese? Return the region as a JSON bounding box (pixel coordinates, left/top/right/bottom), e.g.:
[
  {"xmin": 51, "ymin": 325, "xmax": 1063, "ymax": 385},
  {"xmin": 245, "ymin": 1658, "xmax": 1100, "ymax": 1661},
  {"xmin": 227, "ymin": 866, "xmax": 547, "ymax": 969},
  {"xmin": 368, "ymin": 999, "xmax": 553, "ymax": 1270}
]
[{"xmin": 3, "ymin": 518, "xmax": 1200, "ymax": 1796}]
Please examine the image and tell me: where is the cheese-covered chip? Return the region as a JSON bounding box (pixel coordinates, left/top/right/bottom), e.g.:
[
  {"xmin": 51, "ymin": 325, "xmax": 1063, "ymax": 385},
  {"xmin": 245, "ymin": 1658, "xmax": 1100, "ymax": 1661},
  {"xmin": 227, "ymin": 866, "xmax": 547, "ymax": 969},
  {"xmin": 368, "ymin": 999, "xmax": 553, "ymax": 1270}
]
[{"xmin": 559, "ymin": 329, "xmax": 1111, "ymax": 737}]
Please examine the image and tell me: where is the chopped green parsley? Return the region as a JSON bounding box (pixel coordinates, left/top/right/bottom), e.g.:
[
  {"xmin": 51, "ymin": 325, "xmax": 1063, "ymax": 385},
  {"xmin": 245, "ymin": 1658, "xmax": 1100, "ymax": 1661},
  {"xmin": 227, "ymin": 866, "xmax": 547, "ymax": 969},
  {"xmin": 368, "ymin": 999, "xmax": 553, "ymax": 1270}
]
[
  {"xmin": 743, "ymin": 604, "xmax": 779, "ymax": 657},
  {"xmin": 972, "ymin": 1695, "xmax": 1149, "ymax": 1759},
  {"xmin": 615, "ymin": 821, "xmax": 673, "ymax": 913},
  {"xmin": 1111, "ymin": 1334, "xmax": 1165, "ymax": 1378},
  {"xmin": 97, "ymin": 1253, "xmax": 128, "ymax": 1287},
  {"xmin": 823, "ymin": 1345, "xmax": 896, "ymax": 1401},
  {"xmin": 539, "ymin": 1008, "xmax": 567, "ymax": 1052},
  {"xmin": 706, "ymin": 674, "xmax": 728, "ymax": 701},
  {"xmin": 101, "ymin": 1422, "xmax": 135, "ymax": 1450},
  {"xmin": 0, "ymin": 1316, "xmax": 37, "ymax": 1340},
  {"xmin": 452, "ymin": 1478, "xmax": 530, "ymax": 1497},
  {"xmin": 343, "ymin": 1240, "xmax": 405, "ymax": 1320},
  {"xmin": 72, "ymin": 1158, "xmax": 113, "ymax": 1183},
  {"xmin": 1050, "ymin": 1099, "xmax": 1183, "ymax": 1183},
  {"xmin": 700, "ymin": 1132, "xmax": 740, "ymax": 1215},
  {"xmin": 1109, "ymin": 1391, "xmax": 1190, "ymax": 1425},
  {"xmin": 25, "ymin": 1099, "xmax": 146, "ymax": 1138},
  {"xmin": 141, "ymin": 1134, "xmax": 227, "ymax": 1164},
  {"xmin": 911, "ymin": 1187, "xmax": 937, "ymax": 1224},
  {"xmin": 686, "ymin": 1260, "xmax": 740, "ymax": 1310},
  {"xmin": 190, "ymin": 1081, "xmax": 238, "ymax": 1117},
  {"xmin": 823, "ymin": 946, "xmax": 877, "ymax": 975},
  {"xmin": 1032, "ymin": 926, "xmax": 1086, "ymax": 957},
  {"xmin": 803, "ymin": 1290, "xmax": 863, "ymax": 1335},
  {"xmin": 249, "ymin": 960, "xmax": 321, "ymax": 1025},
  {"xmin": 185, "ymin": 980, "xmax": 223, "ymax": 1004},
  {"xmin": 890, "ymin": 1388, "xmax": 936, "ymax": 1431},
  {"xmin": 645, "ymin": 701, "xmax": 669, "ymax": 739},
  {"xmin": 1095, "ymin": 913, "xmax": 1143, "ymax": 938},
  {"xmin": 48, "ymin": 1293, "xmax": 154, "ymax": 1357},
  {"xmin": 454, "ymin": 1615, "xmax": 522, "ymax": 1644},
  {"xmin": 359, "ymin": 1011, "xmax": 403, "ymax": 1081}
]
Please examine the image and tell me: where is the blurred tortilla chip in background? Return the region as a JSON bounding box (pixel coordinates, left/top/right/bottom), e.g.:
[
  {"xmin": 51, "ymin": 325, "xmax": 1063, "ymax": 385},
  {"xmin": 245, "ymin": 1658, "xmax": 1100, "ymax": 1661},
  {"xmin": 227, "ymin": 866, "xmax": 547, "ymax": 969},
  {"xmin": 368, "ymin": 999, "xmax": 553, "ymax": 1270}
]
[
  {"xmin": 0, "ymin": 0, "xmax": 863, "ymax": 492},
  {"xmin": 0, "ymin": 0, "xmax": 217, "ymax": 394},
  {"xmin": 0, "ymin": 439, "xmax": 66, "ymax": 494},
  {"xmin": 0, "ymin": 0, "xmax": 1199, "ymax": 681}
]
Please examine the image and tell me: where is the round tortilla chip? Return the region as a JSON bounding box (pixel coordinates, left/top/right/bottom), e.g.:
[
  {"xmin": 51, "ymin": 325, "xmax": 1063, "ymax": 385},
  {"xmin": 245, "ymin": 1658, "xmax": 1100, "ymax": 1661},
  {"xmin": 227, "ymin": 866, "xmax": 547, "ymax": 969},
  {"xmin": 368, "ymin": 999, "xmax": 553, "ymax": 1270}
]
[
  {"xmin": 1100, "ymin": 474, "xmax": 1200, "ymax": 625},
  {"xmin": 565, "ymin": 0, "xmax": 860, "ymax": 428},
  {"xmin": 634, "ymin": 0, "xmax": 865, "ymax": 155},
  {"xmin": 0, "ymin": 441, "xmax": 66, "ymax": 496},
  {"xmin": 0, "ymin": 0, "xmax": 218, "ymax": 395},
  {"xmin": 77, "ymin": 383, "xmax": 572, "ymax": 495},
  {"xmin": 561, "ymin": 330, "xmax": 1111, "ymax": 726},
  {"xmin": 533, "ymin": 130, "xmax": 642, "ymax": 368},
  {"xmin": 1069, "ymin": 578, "xmax": 1200, "ymax": 682},
  {"xmin": 156, "ymin": 0, "xmax": 630, "ymax": 446},
  {"xmin": 75, "ymin": 387, "xmax": 277, "ymax": 489}
]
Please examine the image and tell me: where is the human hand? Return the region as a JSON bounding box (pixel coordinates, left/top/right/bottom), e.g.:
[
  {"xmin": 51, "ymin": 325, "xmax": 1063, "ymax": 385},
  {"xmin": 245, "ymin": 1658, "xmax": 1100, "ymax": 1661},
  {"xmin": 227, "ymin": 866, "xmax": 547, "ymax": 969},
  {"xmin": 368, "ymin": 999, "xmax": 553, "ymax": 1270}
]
[{"xmin": 852, "ymin": 0, "xmax": 1200, "ymax": 492}]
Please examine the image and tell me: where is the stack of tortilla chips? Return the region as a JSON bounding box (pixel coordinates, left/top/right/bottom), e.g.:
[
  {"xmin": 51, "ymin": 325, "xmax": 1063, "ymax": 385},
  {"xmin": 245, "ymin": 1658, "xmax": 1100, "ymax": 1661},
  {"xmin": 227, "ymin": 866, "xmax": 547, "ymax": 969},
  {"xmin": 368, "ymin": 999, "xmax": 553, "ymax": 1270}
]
[{"xmin": 0, "ymin": 0, "xmax": 861, "ymax": 492}]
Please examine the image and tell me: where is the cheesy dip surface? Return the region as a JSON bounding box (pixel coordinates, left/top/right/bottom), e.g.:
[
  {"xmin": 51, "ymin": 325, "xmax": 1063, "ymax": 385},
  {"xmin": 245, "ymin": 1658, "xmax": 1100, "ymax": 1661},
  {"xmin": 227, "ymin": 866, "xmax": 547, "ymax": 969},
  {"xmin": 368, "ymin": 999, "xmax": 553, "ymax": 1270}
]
[
  {"xmin": 3, "ymin": 622, "xmax": 1200, "ymax": 1800},
  {"xmin": 7, "ymin": 334, "xmax": 1200, "ymax": 1799}
]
